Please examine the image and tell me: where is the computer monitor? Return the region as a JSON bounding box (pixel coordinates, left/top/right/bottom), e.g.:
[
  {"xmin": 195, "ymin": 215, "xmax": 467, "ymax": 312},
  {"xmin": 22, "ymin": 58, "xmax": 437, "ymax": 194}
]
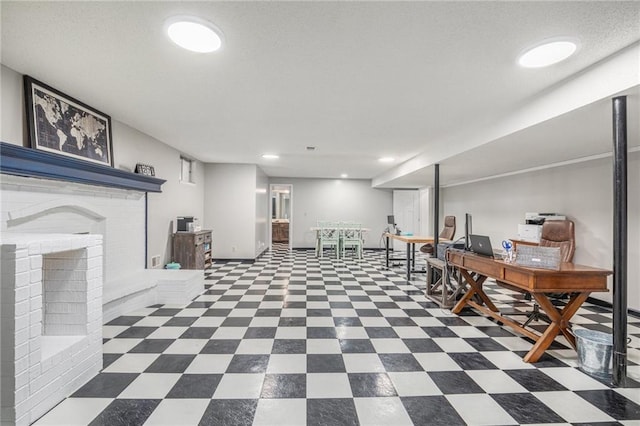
[
  {"xmin": 465, "ymin": 213, "xmax": 472, "ymax": 250},
  {"xmin": 387, "ymin": 215, "xmax": 395, "ymax": 225}
]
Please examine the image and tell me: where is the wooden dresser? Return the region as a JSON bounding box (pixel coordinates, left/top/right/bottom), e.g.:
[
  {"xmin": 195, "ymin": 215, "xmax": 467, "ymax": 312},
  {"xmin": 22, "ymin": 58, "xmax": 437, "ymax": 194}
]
[
  {"xmin": 272, "ymin": 222, "xmax": 289, "ymax": 242},
  {"xmin": 172, "ymin": 230, "xmax": 212, "ymax": 270}
]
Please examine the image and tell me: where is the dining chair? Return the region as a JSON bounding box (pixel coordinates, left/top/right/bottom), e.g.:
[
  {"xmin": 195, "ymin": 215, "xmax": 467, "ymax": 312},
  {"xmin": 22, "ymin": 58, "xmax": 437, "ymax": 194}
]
[
  {"xmin": 341, "ymin": 222, "xmax": 363, "ymax": 259},
  {"xmin": 317, "ymin": 221, "xmax": 341, "ymax": 258}
]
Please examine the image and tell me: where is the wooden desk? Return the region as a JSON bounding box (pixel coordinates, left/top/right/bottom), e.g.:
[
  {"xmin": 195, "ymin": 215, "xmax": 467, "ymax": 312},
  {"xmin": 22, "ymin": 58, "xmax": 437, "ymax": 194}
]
[
  {"xmin": 384, "ymin": 233, "xmax": 437, "ymax": 281},
  {"xmin": 446, "ymin": 249, "xmax": 611, "ymax": 363}
]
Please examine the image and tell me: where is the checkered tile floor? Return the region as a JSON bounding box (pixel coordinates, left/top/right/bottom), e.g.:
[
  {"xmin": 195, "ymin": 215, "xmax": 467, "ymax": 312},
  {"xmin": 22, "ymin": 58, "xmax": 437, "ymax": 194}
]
[{"xmin": 35, "ymin": 245, "xmax": 640, "ymax": 425}]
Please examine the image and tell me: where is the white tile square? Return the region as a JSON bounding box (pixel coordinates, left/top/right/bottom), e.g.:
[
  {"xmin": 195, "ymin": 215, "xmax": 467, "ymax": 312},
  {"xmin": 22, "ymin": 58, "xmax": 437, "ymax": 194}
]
[
  {"xmin": 432, "ymin": 337, "xmax": 477, "ymax": 352},
  {"xmin": 250, "ymin": 317, "xmax": 280, "ymax": 327},
  {"xmin": 213, "ymin": 373, "xmax": 265, "ymax": 399},
  {"xmin": 253, "ymin": 399, "xmax": 306, "ymax": 426},
  {"xmin": 211, "ymin": 327, "xmax": 247, "ymax": 339},
  {"xmin": 446, "ymin": 394, "xmax": 517, "ymax": 425},
  {"xmin": 307, "ymin": 339, "xmax": 342, "ymax": 354},
  {"xmin": 102, "ymin": 353, "xmax": 159, "ymax": 373},
  {"xmin": 32, "ymin": 398, "xmax": 112, "ymax": 425},
  {"xmin": 191, "ymin": 316, "xmax": 225, "ymax": 327},
  {"xmin": 267, "ymin": 354, "xmax": 307, "ymax": 373},
  {"xmin": 228, "ymin": 308, "xmax": 257, "ymax": 317},
  {"xmin": 275, "ymin": 327, "xmax": 307, "ymax": 339},
  {"xmin": 306, "ymin": 373, "xmax": 352, "ymax": 398},
  {"xmin": 142, "ymin": 399, "xmax": 210, "ymax": 426},
  {"xmin": 413, "ymin": 352, "xmax": 462, "ymax": 372},
  {"xmin": 102, "ymin": 325, "xmax": 128, "ymax": 339},
  {"xmin": 540, "ymin": 367, "xmax": 610, "ymax": 391},
  {"xmin": 134, "ymin": 316, "xmax": 170, "ymax": 327},
  {"xmin": 410, "ymin": 316, "xmax": 444, "ymax": 327},
  {"xmin": 354, "ymin": 397, "xmax": 413, "ymax": 426},
  {"xmin": 534, "ymin": 391, "xmax": 615, "ymax": 423},
  {"xmin": 335, "ymin": 327, "xmax": 369, "ymax": 339},
  {"xmin": 393, "ymin": 327, "xmax": 428, "ymax": 338},
  {"xmin": 388, "ymin": 372, "xmax": 442, "ymax": 396},
  {"xmin": 163, "ymin": 339, "xmax": 208, "ymax": 354},
  {"xmin": 147, "ymin": 326, "xmax": 188, "ymax": 339},
  {"xmin": 343, "ymin": 353, "xmax": 386, "ymax": 373},
  {"xmin": 102, "ymin": 338, "xmax": 143, "ymax": 354},
  {"xmin": 236, "ymin": 339, "xmax": 274, "ymax": 354},
  {"xmin": 466, "ymin": 370, "xmax": 528, "ymax": 394},
  {"xmin": 185, "ymin": 354, "xmax": 233, "ymax": 374},
  {"xmin": 175, "ymin": 308, "xmax": 206, "ymax": 317},
  {"xmin": 359, "ymin": 317, "xmax": 389, "ymax": 327},
  {"xmin": 118, "ymin": 373, "xmax": 181, "ymax": 398},
  {"xmin": 450, "ymin": 326, "xmax": 489, "ymax": 338},
  {"xmin": 307, "ymin": 317, "xmax": 335, "ymax": 327},
  {"xmin": 480, "ymin": 351, "xmax": 535, "ymax": 370},
  {"xmin": 371, "ymin": 338, "xmax": 410, "ymax": 353}
]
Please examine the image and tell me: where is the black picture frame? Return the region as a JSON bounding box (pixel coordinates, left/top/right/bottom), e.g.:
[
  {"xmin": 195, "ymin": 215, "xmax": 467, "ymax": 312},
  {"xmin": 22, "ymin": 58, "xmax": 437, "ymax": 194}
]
[
  {"xmin": 24, "ymin": 75, "xmax": 114, "ymax": 167},
  {"xmin": 135, "ymin": 163, "xmax": 155, "ymax": 176}
]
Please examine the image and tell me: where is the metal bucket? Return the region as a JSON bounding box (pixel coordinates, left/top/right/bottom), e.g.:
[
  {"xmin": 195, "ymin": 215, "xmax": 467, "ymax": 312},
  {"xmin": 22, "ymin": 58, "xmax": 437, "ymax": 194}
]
[{"xmin": 574, "ymin": 328, "xmax": 612, "ymax": 378}]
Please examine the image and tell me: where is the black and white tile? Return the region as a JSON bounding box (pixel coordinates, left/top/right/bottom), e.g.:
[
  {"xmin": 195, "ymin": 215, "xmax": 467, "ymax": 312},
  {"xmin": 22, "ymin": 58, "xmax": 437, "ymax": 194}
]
[{"xmin": 34, "ymin": 247, "xmax": 640, "ymax": 425}]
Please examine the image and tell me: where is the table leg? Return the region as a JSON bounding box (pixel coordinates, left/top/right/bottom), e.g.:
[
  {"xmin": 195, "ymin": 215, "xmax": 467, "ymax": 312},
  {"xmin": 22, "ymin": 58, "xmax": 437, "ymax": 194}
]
[
  {"xmin": 406, "ymin": 241, "xmax": 411, "ymax": 281},
  {"xmin": 524, "ymin": 292, "xmax": 590, "ymax": 362},
  {"xmin": 385, "ymin": 235, "xmax": 390, "ymax": 269},
  {"xmin": 412, "ymin": 243, "xmax": 416, "ymax": 270}
]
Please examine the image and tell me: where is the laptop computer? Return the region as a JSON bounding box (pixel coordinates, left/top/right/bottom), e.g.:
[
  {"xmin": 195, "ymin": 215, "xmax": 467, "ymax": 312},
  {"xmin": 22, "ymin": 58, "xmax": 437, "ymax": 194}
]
[{"xmin": 469, "ymin": 234, "xmax": 495, "ymax": 258}]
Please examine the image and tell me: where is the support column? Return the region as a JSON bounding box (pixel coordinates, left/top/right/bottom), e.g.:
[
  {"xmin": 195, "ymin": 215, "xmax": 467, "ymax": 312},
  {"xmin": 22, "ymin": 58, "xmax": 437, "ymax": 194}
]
[
  {"xmin": 433, "ymin": 164, "xmax": 440, "ymax": 251},
  {"xmin": 612, "ymin": 95, "xmax": 628, "ymax": 387}
]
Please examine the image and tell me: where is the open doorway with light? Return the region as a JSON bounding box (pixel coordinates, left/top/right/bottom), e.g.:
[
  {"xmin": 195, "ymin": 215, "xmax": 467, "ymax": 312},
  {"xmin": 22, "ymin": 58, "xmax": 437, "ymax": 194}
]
[{"xmin": 270, "ymin": 184, "xmax": 293, "ymax": 250}]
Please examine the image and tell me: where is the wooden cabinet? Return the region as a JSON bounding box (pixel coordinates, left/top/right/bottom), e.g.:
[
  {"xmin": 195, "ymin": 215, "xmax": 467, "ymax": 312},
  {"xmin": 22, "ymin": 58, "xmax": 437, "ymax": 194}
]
[
  {"xmin": 272, "ymin": 222, "xmax": 289, "ymax": 242},
  {"xmin": 173, "ymin": 230, "xmax": 212, "ymax": 270}
]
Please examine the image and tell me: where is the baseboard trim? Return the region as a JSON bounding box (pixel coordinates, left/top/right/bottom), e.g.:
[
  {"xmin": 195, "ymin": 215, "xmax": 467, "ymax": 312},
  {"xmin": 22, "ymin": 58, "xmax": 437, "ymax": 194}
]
[{"xmin": 586, "ymin": 296, "xmax": 640, "ymax": 318}]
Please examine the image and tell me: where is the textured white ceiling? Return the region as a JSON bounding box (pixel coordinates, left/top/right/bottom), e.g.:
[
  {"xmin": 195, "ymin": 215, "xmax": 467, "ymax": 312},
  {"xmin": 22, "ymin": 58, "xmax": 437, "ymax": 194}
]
[{"xmin": 1, "ymin": 1, "xmax": 639, "ymax": 185}]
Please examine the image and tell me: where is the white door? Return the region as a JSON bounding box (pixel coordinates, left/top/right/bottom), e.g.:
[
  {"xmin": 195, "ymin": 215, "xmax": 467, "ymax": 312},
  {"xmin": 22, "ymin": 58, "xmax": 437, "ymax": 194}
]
[{"xmin": 392, "ymin": 190, "xmax": 420, "ymax": 252}]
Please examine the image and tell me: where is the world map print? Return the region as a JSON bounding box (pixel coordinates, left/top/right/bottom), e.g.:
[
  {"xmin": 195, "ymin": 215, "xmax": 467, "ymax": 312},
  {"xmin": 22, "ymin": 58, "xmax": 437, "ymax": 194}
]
[{"xmin": 32, "ymin": 87, "xmax": 111, "ymax": 165}]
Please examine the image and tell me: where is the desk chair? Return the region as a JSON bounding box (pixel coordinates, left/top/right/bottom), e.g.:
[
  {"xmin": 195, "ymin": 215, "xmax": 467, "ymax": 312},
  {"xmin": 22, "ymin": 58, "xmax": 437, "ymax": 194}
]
[
  {"xmin": 420, "ymin": 215, "xmax": 456, "ymax": 256},
  {"xmin": 520, "ymin": 220, "xmax": 576, "ymax": 325}
]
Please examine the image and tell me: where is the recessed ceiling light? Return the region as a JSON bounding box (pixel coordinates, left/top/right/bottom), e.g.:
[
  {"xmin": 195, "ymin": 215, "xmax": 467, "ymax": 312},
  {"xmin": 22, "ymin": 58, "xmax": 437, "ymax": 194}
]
[
  {"xmin": 262, "ymin": 154, "xmax": 279, "ymax": 159},
  {"xmin": 340, "ymin": 173, "xmax": 348, "ymax": 179},
  {"xmin": 518, "ymin": 39, "xmax": 578, "ymax": 68},
  {"xmin": 165, "ymin": 16, "xmax": 223, "ymax": 53},
  {"xmin": 378, "ymin": 157, "xmax": 395, "ymax": 163}
]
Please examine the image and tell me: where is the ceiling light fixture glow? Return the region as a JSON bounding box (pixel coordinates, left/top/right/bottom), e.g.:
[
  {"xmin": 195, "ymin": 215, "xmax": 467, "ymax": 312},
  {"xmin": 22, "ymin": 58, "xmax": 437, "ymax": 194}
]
[
  {"xmin": 340, "ymin": 173, "xmax": 348, "ymax": 179},
  {"xmin": 165, "ymin": 16, "xmax": 223, "ymax": 53},
  {"xmin": 378, "ymin": 157, "xmax": 395, "ymax": 163},
  {"xmin": 262, "ymin": 154, "xmax": 279, "ymax": 159},
  {"xmin": 518, "ymin": 39, "xmax": 578, "ymax": 68}
]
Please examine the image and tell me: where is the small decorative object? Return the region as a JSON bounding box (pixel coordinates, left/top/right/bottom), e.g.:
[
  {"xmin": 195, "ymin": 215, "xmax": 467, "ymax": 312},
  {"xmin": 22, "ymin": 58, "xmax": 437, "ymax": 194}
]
[
  {"xmin": 501, "ymin": 240, "xmax": 514, "ymax": 263},
  {"xmin": 135, "ymin": 163, "xmax": 155, "ymax": 176},
  {"xmin": 24, "ymin": 76, "xmax": 113, "ymax": 166},
  {"xmin": 515, "ymin": 245, "xmax": 561, "ymax": 270}
]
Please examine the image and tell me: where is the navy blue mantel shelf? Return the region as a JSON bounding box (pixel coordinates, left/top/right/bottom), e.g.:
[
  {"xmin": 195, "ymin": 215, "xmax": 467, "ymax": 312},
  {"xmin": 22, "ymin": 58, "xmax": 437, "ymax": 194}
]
[{"xmin": 0, "ymin": 142, "xmax": 165, "ymax": 193}]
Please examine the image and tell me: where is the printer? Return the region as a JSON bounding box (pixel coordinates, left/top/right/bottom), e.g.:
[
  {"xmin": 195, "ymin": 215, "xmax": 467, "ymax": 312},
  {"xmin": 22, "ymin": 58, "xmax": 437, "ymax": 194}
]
[{"xmin": 518, "ymin": 212, "xmax": 567, "ymax": 242}]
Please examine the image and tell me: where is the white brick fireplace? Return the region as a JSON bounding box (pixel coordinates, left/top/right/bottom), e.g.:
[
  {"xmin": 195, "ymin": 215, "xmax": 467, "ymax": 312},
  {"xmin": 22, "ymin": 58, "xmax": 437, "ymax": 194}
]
[{"xmin": 1, "ymin": 233, "xmax": 103, "ymax": 426}]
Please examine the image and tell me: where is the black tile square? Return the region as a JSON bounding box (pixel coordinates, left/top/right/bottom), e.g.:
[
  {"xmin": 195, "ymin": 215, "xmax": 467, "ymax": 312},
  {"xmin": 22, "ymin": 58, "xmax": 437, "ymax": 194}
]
[
  {"xmin": 187, "ymin": 301, "xmax": 214, "ymax": 308},
  {"xmin": 402, "ymin": 309, "xmax": 432, "ymax": 318},
  {"xmin": 200, "ymin": 399, "xmax": 258, "ymax": 426},
  {"xmin": 333, "ymin": 317, "xmax": 362, "ymax": 327},
  {"xmin": 386, "ymin": 317, "xmax": 418, "ymax": 327},
  {"xmin": 219, "ymin": 295, "xmax": 242, "ymax": 301},
  {"xmin": 260, "ymin": 373, "xmax": 306, "ymax": 398},
  {"xmin": 106, "ymin": 316, "xmax": 143, "ymax": 326},
  {"xmin": 115, "ymin": 326, "xmax": 158, "ymax": 339},
  {"xmin": 307, "ymin": 398, "xmax": 360, "ymax": 426},
  {"xmin": 307, "ymin": 308, "xmax": 332, "ymax": 317},
  {"xmin": 307, "ymin": 354, "xmax": 346, "ymax": 373},
  {"xmin": 449, "ymin": 353, "xmax": 498, "ymax": 370},
  {"xmin": 102, "ymin": 353, "xmax": 122, "ymax": 369},
  {"xmin": 421, "ymin": 327, "xmax": 458, "ymax": 338},
  {"xmin": 164, "ymin": 316, "xmax": 198, "ymax": 327},
  {"xmin": 221, "ymin": 317, "xmax": 253, "ymax": 327},
  {"xmin": 402, "ymin": 338, "xmax": 443, "ymax": 353},
  {"xmin": 226, "ymin": 354, "xmax": 270, "ymax": 373},
  {"xmin": 428, "ymin": 371, "xmax": 485, "ymax": 394},
  {"xmin": 72, "ymin": 372, "xmax": 138, "ymax": 397},
  {"xmin": 203, "ymin": 308, "xmax": 233, "ymax": 316},
  {"xmin": 243, "ymin": 327, "xmax": 277, "ymax": 339},
  {"xmin": 129, "ymin": 339, "xmax": 174, "ymax": 354},
  {"xmin": 200, "ymin": 339, "xmax": 241, "ymax": 354},
  {"xmin": 576, "ymin": 390, "xmax": 640, "ymax": 420},
  {"xmin": 505, "ymin": 370, "xmax": 567, "ymax": 392},
  {"xmin": 356, "ymin": 309, "xmax": 383, "ymax": 317},
  {"xmin": 465, "ymin": 337, "xmax": 507, "ymax": 351},
  {"xmin": 348, "ymin": 373, "xmax": 396, "ymax": 397},
  {"xmin": 144, "ymin": 354, "xmax": 195, "ymax": 373},
  {"xmin": 349, "ymin": 295, "xmax": 371, "ymax": 302},
  {"xmin": 491, "ymin": 393, "xmax": 565, "ymax": 424},
  {"xmin": 179, "ymin": 327, "xmax": 216, "ymax": 339},
  {"xmin": 283, "ymin": 301, "xmax": 306, "ymax": 309},
  {"xmin": 307, "ymin": 327, "xmax": 337, "ymax": 339},
  {"xmin": 236, "ymin": 301, "xmax": 261, "ymax": 308},
  {"xmin": 378, "ymin": 354, "xmax": 422, "ymax": 372},
  {"xmin": 330, "ymin": 302, "xmax": 354, "ymax": 309},
  {"xmin": 437, "ymin": 317, "xmax": 470, "ymax": 326},
  {"xmin": 150, "ymin": 308, "xmax": 182, "ymax": 316},
  {"xmin": 166, "ymin": 374, "xmax": 222, "ymax": 398},
  {"xmin": 475, "ymin": 326, "xmax": 517, "ymax": 338},
  {"xmin": 88, "ymin": 399, "xmax": 159, "ymax": 426},
  {"xmin": 279, "ymin": 317, "xmax": 307, "ymax": 327},
  {"xmin": 365, "ymin": 327, "xmax": 399, "ymax": 338},
  {"xmin": 339, "ymin": 339, "xmax": 376, "ymax": 353},
  {"xmin": 272, "ymin": 339, "xmax": 306, "ymax": 354},
  {"xmin": 401, "ymin": 396, "xmax": 466, "ymax": 426},
  {"xmin": 256, "ymin": 309, "xmax": 282, "ymax": 317}
]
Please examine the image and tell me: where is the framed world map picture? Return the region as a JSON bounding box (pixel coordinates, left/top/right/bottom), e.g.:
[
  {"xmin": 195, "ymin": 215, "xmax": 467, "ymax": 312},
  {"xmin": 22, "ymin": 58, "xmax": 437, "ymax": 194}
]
[{"xmin": 24, "ymin": 76, "xmax": 113, "ymax": 167}]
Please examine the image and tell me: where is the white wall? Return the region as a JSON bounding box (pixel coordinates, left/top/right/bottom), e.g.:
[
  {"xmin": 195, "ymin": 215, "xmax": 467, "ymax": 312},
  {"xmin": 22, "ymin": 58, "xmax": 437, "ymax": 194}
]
[
  {"xmin": 0, "ymin": 64, "xmax": 205, "ymax": 268},
  {"xmin": 269, "ymin": 177, "xmax": 393, "ymax": 249},
  {"xmin": 441, "ymin": 151, "xmax": 640, "ymax": 309},
  {"xmin": 204, "ymin": 163, "xmax": 257, "ymax": 259},
  {"xmin": 255, "ymin": 166, "xmax": 269, "ymax": 257}
]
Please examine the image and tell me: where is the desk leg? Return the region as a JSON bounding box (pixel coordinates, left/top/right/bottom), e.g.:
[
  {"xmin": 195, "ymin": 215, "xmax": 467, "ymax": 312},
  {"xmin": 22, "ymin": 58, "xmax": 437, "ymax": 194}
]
[
  {"xmin": 406, "ymin": 242, "xmax": 411, "ymax": 281},
  {"xmin": 385, "ymin": 236, "xmax": 390, "ymax": 269},
  {"xmin": 412, "ymin": 243, "xmax": 416, "ymax": 270},
  {"xmin": 524, "ymin": 292, "xmax": 589, "ymax": 363}
]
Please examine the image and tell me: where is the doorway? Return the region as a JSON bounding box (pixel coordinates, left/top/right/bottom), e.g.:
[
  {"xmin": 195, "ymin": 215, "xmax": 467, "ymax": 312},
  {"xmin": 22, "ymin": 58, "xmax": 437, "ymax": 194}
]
[{"xmin": 270, "ymin": 184, "xmax": 293, "ymax": 250}]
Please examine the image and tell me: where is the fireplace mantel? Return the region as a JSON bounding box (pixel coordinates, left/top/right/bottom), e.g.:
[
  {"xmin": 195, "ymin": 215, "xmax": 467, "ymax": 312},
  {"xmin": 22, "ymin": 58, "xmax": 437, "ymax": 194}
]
[{"xmin": 0, "ymin": 142, "xmax": 165, "ymax": 192}]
